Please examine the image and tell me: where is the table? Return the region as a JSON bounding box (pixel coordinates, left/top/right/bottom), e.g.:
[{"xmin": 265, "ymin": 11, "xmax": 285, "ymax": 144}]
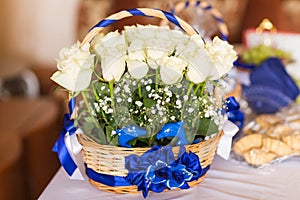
[{"xmin": 39, "ymin": 154, "xmax": 300, "ymax": 200}]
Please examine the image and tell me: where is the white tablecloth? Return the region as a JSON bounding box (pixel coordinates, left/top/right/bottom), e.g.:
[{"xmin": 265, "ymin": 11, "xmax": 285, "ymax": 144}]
[{"xmin": 39, "ymin": 155, "xmax": 300, "ymax": 200}]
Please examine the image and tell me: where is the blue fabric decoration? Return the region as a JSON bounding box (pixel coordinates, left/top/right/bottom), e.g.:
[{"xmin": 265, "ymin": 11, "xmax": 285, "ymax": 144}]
[
  {"xmin": 156, "ymin": 121, "xmax": 188, "ymax": 145},
  {"xmin": 226, "ymin": 96, "xmax": 244, "ymax": 128},
  {"xmin": 84, "ymin": 146, "xmax": 209, "ymax": 198},
  {"xmin": 85, "ymin": 164, "xmax": 131, "ymax": 187},
  {"xmin": 124, "ymin": 145, "xmax": 208, "ymax": 198},
  {"xmin": 52, "ymin": 98, "xmax": 78, "ymax": 176},
  {"xmin": 116, "ymin": 125, "xmax": 147, "ymax": 148},
  {"xmin": 243, "ymin": 57, "xmax": 299, "ymax": 114}
]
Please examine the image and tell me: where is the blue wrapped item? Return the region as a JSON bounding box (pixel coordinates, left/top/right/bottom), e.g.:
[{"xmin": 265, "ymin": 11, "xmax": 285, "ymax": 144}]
[{"xmin": 242, "ymin": 57, "xmax": 299, "ymax": 114}]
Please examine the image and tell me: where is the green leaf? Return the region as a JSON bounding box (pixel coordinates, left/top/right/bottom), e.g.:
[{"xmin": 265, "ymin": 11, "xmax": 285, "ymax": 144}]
[
  {"xmin": 96, "ymin": 127, "xmax": 107, "ymax": 145},
  {"xmin": 197, "ymin": 118, "xmax": 219, "ymax": 136},
  {"xmin": 109, "ymin": 135, "xmax": 119, "ymax": 146},
  {"xmin": 81, "ymin": 117, "xmax": 96, "ymax": 132},
  {"xmin": 105, "ymin": 125, "xmax": 114, "ymax": 142},
  {"xmin": 127, "ymin": 138, "xmax": 137, "ymax": 146},
  {"xmin": 143, "ymin": 98, "xmax": 156, "ymax": 108}
]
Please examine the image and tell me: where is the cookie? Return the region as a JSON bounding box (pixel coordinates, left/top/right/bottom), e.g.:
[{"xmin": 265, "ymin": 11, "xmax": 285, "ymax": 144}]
[
  {"xmin": 266, "ymin": 124, "xmax": 292, "ymax": 139},
  {"xmin": 282, "ymin": 133, "xmax": 300, "ymax": 151},
  {"xmin": 256, "ymin": 114, "xmax": 282, "ymax": 128},
  {"xmin": 263, "ymin": 137, "xmax": 293, "ymax": 156},
  {"xmin": 243, "ymin": 148, "xmax": 277, "ymax": 166},
  {"xmin": 233, "ymin": 134, "xmax": 263, "ymax": 156}
]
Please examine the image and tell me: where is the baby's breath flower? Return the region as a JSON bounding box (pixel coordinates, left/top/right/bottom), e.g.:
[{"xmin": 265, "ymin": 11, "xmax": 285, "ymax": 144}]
[
  {"xmin": 146, "ymin": 85, "xmax": 151, "ymax": 91},
  {"xmin": 135, "ymin": 101, "xmax": 143, "ymax": 107}
]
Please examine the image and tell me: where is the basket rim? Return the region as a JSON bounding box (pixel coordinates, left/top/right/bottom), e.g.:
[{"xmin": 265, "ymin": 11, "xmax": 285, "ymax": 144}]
[{"xmin": 81, "ymin": 8, "xmax": 201, "ymax": 46}]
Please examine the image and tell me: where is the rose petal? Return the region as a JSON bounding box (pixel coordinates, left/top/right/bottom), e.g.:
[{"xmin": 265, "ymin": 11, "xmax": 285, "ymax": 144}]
[
  {"xmin": 51, "ymin": 68, "xmax": 92, "ymax": 91},
  {"xmin": 127, "ymin": 59, "xmax": 149, "ymax": 79},
  {"xmin": 206, "ymin": 36, "xmax": 237, "ymax": 79},
  {"xmin": 101, "ymin": 56, "xmax": 126, "ymax": 81},
  {"xmin": 94, "ymin": 31, "xmax": 127, "ymax": 82},
  {"xmin": 160, "ymin": 56, "xmax": 186, "ymax": 85}
]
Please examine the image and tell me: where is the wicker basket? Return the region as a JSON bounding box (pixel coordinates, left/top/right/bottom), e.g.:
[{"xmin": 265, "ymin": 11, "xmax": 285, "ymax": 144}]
[
  {"xmin": 75, "ymin": 7, "xmax": 226, "ymax": 195},
  {"xmin": 78, "ymin": 131, "xmax": 223, "ymax": 194}
]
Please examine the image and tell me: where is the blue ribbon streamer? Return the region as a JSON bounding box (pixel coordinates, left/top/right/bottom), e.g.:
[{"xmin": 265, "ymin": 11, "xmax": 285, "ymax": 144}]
[
  {"xmin": 85, "ymin": 164, "xmax": 131, "ymax": 186},
  {"xmin": 226, "ymin": 96, "xmax": 244, "ymax": 128},
  {"xmin": 52, "ymin": 98, "xmax": 78, "ymax": 176},
  {"xmin": 85, "ymin": 165, "xmax": 210, "ymax": 187}
]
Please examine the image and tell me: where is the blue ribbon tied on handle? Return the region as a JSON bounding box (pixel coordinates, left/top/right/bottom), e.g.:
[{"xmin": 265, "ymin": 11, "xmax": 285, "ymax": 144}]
[{"xmin": 52, "ymin": 98, "xmax": 79, "ymax": 177}]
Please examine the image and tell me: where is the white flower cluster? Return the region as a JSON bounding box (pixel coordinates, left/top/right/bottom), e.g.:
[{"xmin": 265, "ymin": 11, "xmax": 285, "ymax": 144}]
[
  {"xmin": 92, "ymin": 25, "xmax": 237, "ymax": 85},
  {"xmin": 51, "ymin": 42, "xmax": 95, "ymax": 91},
  {"xmin": 198, "ymin": 96, "xmax": 227, "ymax": 130},
  {"xmin": 51, "ymin": 25, "xmax": 236, "ymax": 93},
  {"xmin": 113, "ymin": 74, "xmax": 189, "ymax": 128}
]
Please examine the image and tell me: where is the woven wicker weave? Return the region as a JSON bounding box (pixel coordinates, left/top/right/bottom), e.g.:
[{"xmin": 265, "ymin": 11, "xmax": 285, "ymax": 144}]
[
  {"xmin": 77, "ymin": 7, "xmax": 225, "ymax": 194},
  {"xmin": 78, "ymin": 132, "xmax": 223, "ymax": 193}
]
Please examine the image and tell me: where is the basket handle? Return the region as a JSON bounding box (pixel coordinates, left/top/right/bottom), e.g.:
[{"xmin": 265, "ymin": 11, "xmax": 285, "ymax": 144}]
[
  {"xmin": 161, "ymin": 0, "xmax": 228, "ymax": 41},
  {"xmin": 81, "ymin": 8, "xmax": 198, "ymax": 46}
]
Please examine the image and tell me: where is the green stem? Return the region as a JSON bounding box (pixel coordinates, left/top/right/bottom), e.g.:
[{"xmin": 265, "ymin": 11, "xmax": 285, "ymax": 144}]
[
  {"xmin": 199, "ymin": 81, "xmax": 206, "ymax": 96},
  {"xmin": 180, "ymin": 82, "xmax": 194, "ymax": 120},
  {"xmin": 187, "ymin": 82, "xmax": 194, "ymax": 96},
  {"xmin": 194, "ymin": 83, "xmax": 202, "ymax": 95},
  {"xmin": 81, "ymin": 91, "xmax": 99, "ymax": 128},
  {"xmin": 138, "ymin": 82, "xmax": 142, "ymax": 98},
  {"xmin": 155, "ymin": 68, "xmax": 159, "ymax": 91},
  {"xmin": 94, "ymin": 71, "xmax": 105, "ymax": 82},
  {"xmin": 93, "ymin": 57, "xmax": 105, "ymax": 82},
  {"xmin": 91, "ymin": 83, "xmax": 100, "ymax": 101},
  {"xmin": 109, "ymin": 81, "xmax": 115, "ymax": 109}
]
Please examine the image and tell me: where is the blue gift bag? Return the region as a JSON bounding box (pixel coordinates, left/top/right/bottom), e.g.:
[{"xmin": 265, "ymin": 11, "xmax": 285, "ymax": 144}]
[{"xmin": 242, "ymin": 57, "xmax": 299, "ymax": 114}]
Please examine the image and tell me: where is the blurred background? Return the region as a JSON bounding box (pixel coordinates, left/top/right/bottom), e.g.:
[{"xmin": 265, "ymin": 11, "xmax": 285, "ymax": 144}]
[{"xmin": 1, "ymin": 0, "xmax": 300, "ymax": 199}]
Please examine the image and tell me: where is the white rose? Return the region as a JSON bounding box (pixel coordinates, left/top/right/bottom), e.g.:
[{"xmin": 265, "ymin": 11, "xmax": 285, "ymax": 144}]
[
  {"xmin": 206, "ymin": 36, "xmax": 237, "ymax": 79},
  {"xmin": 127, "ymin": 59, "xmax": 149, "ymax": 79},
  {"xmin": 126, "ymin": 39, "xmax": 149, "ymax": 79},
  {"xmin": 181, "ymin": 35, "xmax": 215, "ymax": 84},
  {"xmin": 160, "ymin": 56, "xmax": 187, "ymax": 84},
  {"xmin": 93, "ymin": 31, "xmax": 127, "ymax": 82},
  {"xmin": 51, "ymin": 41, "xmax": 95, "ymax": 91}
]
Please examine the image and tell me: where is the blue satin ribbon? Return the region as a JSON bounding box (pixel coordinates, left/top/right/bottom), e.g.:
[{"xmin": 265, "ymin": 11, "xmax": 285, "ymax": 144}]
[
  {"xmin": 116, "ymin": 122, "xmax": 189, "ymax": 148},
  {"xmin": 116, "ymin": 124, "xmax": 147, "ymax": 148},
  {"xmin": 226, "ymin": 96, "xmax": 244, "ymax": 128},
  {"xmin": 52, "ymin": 98, "xmax": 78, "ymax": 176},
  {"xmin": 91, "ymin": 8, "xmax": 184, "ymax": 33},
  {"xmin": 156, "ymin": 121, "xmax": 188, "ymax": 145},
  {"xmin": 85, "ymin": 164, "xmax": 131, "ymax": 186},
  {"xmin": 85, "ymin": 165, "xmax": 210, "ymax": 188},
  {"xmin": 85, "ymin": 146, "xmax": 209, "ymax": 198}
]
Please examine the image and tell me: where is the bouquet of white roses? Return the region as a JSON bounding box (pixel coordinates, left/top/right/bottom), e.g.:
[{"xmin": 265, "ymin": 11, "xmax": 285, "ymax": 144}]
[
  {"xmin": 51, "ymin": 8, "xmax": 238, "ymax": 197},
  {"xmin": 51, "ymin": 25, "xmax": 236, "ymax": 148}
]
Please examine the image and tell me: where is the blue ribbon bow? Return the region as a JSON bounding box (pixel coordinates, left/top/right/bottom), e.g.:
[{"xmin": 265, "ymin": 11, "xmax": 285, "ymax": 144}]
[
  {"xmin": 52, "ymin": 98, "xmax": 78, "ymax": 176},
  {"xmin": 125, "ymin": 145, "xmax": 207, "ymax": 198},
  {"xmin": 226, "ymin": 96, "xmax": 244, "ymax": 128},
  {"xmin": 156, "ymin": 121, "xmax": 188, "ymax": 145},
  {"xmin": 116, "ymin": 125, "xmax": 147, "ymax": 148}
]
